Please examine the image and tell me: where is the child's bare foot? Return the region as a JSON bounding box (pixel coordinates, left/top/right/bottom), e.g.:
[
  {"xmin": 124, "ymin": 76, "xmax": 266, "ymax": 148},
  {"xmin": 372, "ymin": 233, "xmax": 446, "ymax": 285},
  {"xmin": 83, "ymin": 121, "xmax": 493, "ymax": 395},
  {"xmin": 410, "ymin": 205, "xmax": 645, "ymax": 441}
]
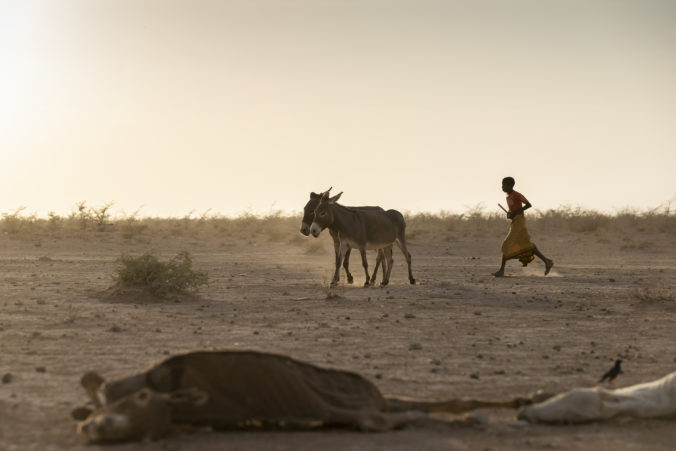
[
  {"xmin": 544, "ymin": 259, "xmax": 554, "ymax": 275},
  {"xmin": 492, "ymin": 270, "xmax": 505, "ymax": 277}
]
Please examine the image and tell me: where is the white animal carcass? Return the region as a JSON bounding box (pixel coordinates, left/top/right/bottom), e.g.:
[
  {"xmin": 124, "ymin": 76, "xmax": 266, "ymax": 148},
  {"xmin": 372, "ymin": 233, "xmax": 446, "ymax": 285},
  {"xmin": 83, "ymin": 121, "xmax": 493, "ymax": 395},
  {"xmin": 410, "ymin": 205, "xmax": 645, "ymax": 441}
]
[{"xmin": 518, "ymin": 371, "xmax": 676, "ymax": 423}]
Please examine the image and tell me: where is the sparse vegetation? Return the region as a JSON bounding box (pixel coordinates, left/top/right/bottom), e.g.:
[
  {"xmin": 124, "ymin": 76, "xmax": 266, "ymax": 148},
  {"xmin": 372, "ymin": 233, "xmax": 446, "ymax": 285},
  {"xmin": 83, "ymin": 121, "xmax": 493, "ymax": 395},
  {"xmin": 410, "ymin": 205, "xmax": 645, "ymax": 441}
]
[
  {"xmin": 63, "ymin": 304, "xmax": 82, "ymax": 324},
  {"xmin": 0, "ymin": 200, "xmax": 673, "ymax": 242},
  {"xmin": 631, "ymin": 284, "xmax": 675, "ymax": 304},
  {"xmin": 113, "ymin": 251, "xmax": 208, "ymax": 297}
]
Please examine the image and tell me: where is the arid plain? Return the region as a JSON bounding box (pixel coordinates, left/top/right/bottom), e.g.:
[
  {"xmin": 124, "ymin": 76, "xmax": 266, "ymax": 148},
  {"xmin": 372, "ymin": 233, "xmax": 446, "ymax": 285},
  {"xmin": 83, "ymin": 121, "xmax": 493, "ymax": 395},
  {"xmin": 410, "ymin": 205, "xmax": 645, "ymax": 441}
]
[{"xmin": 1, "ymin": 210, "xmax": 675, "ymax": 450}]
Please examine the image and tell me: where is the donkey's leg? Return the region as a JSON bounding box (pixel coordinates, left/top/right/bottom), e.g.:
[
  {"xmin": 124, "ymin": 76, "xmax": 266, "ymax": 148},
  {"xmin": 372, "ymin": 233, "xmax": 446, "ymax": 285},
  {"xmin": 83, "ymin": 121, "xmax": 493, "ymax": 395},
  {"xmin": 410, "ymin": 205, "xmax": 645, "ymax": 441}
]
[
  {"xmin": 359, "ymin": 248, "xmax": 370, "ymax": 287},
  {"xmin": 343, "ymin": 248, "xmax": 354, "ymax": 284},
  {"xmin": 380, "ymin": 246, "xmax": 394, "ymax": 286},
  {"xmin": 330, "ymin": 230, "xmax": 342, "ymax": 286},
  {"xmin": 381, "ymin": 245, "xmax": 392, "ymax": 282},
  {"xmin": 395, "ymin": 234, "xmax": 415, "ymax": 284},
  {"xmin": 369, "ymin": 249, "xmax": 383, "ymax": 286},
  {"xmin": 331, "ymin": 243, "xmax": 348, "ymax": 287}
]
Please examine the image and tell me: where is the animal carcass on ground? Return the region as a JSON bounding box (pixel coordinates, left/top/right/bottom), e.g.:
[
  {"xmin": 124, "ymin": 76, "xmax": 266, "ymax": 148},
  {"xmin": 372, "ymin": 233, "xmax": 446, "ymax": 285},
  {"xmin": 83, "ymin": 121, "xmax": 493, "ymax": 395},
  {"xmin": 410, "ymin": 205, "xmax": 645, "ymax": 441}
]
[
  {"xmin": 518, "ymin": 371, "xmax": 676, "ymax": 423},
  {"xmin": 73, "ymin": 350, "xmax": 540, "ymax": 443}
]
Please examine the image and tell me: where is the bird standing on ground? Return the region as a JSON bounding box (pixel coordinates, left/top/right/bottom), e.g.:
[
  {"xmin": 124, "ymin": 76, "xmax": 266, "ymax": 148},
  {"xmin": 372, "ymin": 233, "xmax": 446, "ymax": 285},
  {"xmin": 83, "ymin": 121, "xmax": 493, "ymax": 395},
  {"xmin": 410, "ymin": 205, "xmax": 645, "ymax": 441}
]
[{"xmin": 599, "ymin": 359, "xmax": 623, "ymax": 383}]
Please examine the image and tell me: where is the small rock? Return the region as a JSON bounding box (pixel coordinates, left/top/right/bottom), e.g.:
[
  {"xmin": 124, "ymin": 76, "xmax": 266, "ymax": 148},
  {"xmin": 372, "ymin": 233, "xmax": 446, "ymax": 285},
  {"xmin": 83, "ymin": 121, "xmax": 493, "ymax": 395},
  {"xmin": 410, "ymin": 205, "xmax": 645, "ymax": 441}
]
[
  {"xmin": 609, "ymin": 278, "xmax": 615, "ymax": 282},
  {"xmin": 375, "ymin": 373, "xmax": 383, "ymax": 379},
  {"xmin": 35, "ymin": 366, "xmax": 46, "ymax": 373},
  {"xmin": 110, "ymin": 325, "xmax": 122, "ymax": 333},
  {"xmin": 553, "ymin": 345, "xmax": 562, "ymax": 352},
  {"xmin": 295, "ymin": 297, "xmax": 310, "ymax": 301},
  {"xmin": 470, "ymin": 372, "xmax": 480, "ymax": 379},
  {"xmin": 404, "ymin": 313, "xmax": 416, "ymax": 319},
  {"xmin": 474, "ymin": 311, "xmax": 482, "ymax": 316},
  {"xmin": 36, "ymin": 299, "xmax": 46, "ymax": 305},
  {"xmin": 409, "ymin": 343, "xmax": 423, "ymax": 351},
  {"xmin": 2, "ymin": 373, "xmax": 12, "ymax": 384},
  {"xmin": 494, "ymin": 369, "xmax": 505, "ymax": 375}
]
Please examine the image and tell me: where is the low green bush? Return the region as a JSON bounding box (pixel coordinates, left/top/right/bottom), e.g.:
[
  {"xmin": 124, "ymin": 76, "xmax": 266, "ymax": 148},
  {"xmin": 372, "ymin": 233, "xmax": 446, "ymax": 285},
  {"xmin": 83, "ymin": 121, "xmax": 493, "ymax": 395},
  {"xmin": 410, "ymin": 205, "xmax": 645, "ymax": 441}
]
[{"xmin": 114, "ymin": 251, "xmax": 208, "ymax": 297}]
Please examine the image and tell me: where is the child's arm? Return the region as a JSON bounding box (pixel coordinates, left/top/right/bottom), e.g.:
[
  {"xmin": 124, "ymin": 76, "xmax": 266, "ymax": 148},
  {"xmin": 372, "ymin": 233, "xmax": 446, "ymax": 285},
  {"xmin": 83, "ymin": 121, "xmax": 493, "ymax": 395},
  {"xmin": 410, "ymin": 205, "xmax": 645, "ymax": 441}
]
[{"xmin": 507, "ymin": 194, "xmax": 532, "ymax": 218}]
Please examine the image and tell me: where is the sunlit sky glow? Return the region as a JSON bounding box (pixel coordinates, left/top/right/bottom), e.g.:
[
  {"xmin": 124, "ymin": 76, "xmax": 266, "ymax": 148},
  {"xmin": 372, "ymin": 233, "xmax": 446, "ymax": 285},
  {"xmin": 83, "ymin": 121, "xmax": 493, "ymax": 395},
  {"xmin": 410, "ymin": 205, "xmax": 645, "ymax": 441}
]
[{"xmin": 1, "ymin": 0, "xmax": 674, "ymax": 218}]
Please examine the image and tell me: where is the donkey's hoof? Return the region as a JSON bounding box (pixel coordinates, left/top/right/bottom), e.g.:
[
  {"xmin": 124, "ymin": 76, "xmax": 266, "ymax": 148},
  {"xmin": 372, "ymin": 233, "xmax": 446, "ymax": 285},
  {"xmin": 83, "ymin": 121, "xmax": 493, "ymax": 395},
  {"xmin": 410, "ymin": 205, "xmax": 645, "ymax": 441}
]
[
  {"xmin": 347, "ymin": 275, "xmax": 354, "ymax": 284},
  {"xmin": 379, "ymin": 281, "xmax": 389, "ymax": 287},
  {"xmin": 409, "ymin": 278, "xmax": 416, "ymax": 285},
  {"xmin": 363, "ymin": 282, "xmax": 370, "ymax": 288}
]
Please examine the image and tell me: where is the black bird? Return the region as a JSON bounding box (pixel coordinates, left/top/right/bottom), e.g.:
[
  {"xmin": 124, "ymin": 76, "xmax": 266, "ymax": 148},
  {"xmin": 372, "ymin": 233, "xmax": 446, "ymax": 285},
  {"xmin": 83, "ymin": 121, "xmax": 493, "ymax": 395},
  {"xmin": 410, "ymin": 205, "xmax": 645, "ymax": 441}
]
[{"xmin": 599, "ymin": 359, "xmax": 623, "ymax": 383}]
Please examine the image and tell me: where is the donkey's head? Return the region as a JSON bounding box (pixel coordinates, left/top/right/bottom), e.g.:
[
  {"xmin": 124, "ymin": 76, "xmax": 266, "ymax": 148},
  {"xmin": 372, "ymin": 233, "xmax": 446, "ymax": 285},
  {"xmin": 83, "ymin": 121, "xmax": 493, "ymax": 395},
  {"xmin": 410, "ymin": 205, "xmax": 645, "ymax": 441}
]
[
  {"xmin": 77, "ymin": 387, "xmax": 208, "ymax": 443},
  {"xmin": 300, "ymin": 187, "xmax": 331, "ymax": 236},
  {"xmin": 310, "ymin": 192, "xmax": 342, "ymax": 237}
]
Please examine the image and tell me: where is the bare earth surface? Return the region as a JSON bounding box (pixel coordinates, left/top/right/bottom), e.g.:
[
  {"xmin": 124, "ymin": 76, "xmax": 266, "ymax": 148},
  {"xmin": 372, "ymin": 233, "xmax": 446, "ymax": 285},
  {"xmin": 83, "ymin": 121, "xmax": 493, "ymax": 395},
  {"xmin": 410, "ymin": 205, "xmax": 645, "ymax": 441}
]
[{"xmin": 1, "ymin": 223, "xmax": 675, "ymax": 451}]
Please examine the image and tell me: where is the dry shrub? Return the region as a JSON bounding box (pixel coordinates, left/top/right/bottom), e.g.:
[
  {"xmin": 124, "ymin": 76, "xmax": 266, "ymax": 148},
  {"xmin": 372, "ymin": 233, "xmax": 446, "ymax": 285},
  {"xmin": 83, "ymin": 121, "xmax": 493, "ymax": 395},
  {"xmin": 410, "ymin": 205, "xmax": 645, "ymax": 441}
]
[
  {"xmin": 0, "ymin": 199, "xmax": 673, "ymax": 240},
  {"xmin": 632, "ymin": 284, "xmax": 675, "ymax": 304},
  {"xmin": 63, "ymin": 304, "xmax": 82, "ymax": 323},
  {"xmin": 114, "ymin": 251, "xmax": 208, "ymax": 297}
]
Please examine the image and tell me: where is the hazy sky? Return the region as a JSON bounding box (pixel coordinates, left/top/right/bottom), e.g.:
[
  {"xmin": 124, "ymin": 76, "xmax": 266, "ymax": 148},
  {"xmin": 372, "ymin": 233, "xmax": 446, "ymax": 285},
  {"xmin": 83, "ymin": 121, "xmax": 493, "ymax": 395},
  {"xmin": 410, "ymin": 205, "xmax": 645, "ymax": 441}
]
[{"xmin": 1, "ymin": 0, "xmax": 674, "ymax": 218}]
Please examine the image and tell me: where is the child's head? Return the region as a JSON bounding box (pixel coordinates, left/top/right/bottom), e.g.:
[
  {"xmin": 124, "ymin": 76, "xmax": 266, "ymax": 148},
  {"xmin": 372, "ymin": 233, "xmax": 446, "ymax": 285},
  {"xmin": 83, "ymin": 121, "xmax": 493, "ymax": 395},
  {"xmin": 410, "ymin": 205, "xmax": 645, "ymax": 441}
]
[{"xmin": 501, "ymin": 176, "xmax": 515, "ymax": 193}]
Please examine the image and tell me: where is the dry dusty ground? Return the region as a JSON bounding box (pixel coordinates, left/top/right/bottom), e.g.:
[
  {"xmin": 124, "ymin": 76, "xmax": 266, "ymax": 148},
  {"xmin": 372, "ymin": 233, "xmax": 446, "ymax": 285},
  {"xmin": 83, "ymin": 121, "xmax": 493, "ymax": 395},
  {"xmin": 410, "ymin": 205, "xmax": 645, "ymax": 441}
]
[{"xmin": 1, "ymin": 222, "xmax": 675, "ymax": 451}]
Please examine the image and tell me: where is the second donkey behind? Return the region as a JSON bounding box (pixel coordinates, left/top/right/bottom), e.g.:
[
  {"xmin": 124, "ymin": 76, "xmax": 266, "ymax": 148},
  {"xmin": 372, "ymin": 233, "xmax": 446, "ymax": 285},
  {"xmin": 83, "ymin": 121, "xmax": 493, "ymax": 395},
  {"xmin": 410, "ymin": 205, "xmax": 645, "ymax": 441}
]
[{"xmin": 310, "ymin": 192, "xmax": 415, "ymax": 287}]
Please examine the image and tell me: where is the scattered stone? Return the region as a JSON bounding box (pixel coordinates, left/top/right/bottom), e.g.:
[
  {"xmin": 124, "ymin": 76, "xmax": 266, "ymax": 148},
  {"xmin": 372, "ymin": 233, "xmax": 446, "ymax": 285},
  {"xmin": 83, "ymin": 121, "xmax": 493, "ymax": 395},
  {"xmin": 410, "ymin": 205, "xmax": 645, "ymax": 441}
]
[
  {"xmin": 474, "ymin": 311, "xmax": 482, "ymax": 316},
  {"xmin": 469, "ymin": 372, "xmax": 480, "ymax": 379},
  {"xmin": 404, "ymin": 313, "xmax": 416, "ymax": 319},
  {"xmin": 2, "ymin": 373, "xmax": 12, "ymax": 383},
  {"xmin": 110, "ymin": 325, "xmax": 122, "ymax": 333},
  {"xmin": 375, "ymin": 373, "xmax": 383, "ymax": 379},
  {"xmin": 609, "ymin": 278, "xmax": 615, "ymax": 282},
  {"xmin": 431, "ymin": 359, "xmax": 441, "ymax": 366},
  {"xmin": 553, "ymin": 345, "xmax": 562, "ymax": 352},
  {"xmin": 494, "ymin": 369, "xmax": 505, "ymax": 375},
  {"xmin": 35, "ymin": 366, "xmax": 46, "ymax": 373},
  {"xmin": 409, "ymin": 343, "xmax": 423, "ymax": 351},
  {"xmin": 36, "ymin": 299, "xmax": 46, "ymax": 305}
]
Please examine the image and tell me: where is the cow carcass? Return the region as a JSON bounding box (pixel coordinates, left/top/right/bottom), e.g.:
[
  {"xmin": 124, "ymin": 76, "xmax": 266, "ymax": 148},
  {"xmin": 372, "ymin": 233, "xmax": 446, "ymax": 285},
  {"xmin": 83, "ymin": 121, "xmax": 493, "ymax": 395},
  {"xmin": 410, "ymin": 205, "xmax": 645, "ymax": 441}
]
[
  {"xmin": 73, "ymin": 350, "xmax": 539, "ymax": 443},
  {"xmin": 518, "ymin": 371, "xmax": 676, "ymax": 423}
]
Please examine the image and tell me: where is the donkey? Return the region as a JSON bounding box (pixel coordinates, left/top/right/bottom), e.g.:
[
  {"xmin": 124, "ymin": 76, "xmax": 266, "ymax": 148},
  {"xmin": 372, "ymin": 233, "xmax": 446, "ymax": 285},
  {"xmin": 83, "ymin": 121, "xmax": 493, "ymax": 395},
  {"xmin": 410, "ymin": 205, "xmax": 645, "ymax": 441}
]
[
  {"xmin": 73, "ymin": 350, "xmax": 546, "ymax": 443},
  {"xmin": 310, "ymin": 192, "xmax": 415, "ymax": 287},
  {"xmin": 300, "ymin": 189, "xmax": 391, "ymax": 285}
]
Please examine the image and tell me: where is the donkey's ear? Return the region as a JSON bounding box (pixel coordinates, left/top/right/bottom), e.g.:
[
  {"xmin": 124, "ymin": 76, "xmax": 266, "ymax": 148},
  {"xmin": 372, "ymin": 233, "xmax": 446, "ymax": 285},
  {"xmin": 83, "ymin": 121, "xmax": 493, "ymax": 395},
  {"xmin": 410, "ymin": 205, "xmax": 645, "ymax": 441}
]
[
  {"xmin": 329, "ymin": 192, "xmax": 343, "ymax": 203},
  {"xmin": 310, "ymin": 192, "xmax": 320, "ymax": 199}
]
